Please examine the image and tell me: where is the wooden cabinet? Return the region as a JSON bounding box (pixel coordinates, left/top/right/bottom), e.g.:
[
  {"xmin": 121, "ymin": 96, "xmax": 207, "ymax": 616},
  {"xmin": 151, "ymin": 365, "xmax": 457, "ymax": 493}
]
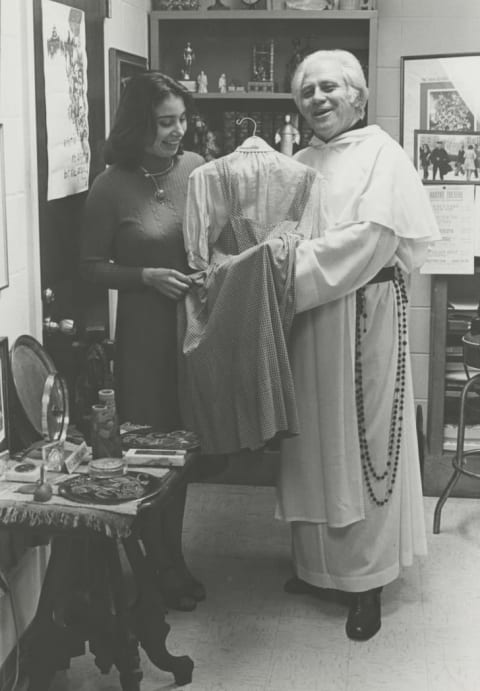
[
  {"xmin": 148, "ymin": 8, "xmax": 377, "ymax": 485},
  {"xmin": 428, "ymin": 271, "xmax": 480, "ymax": 458},
  {"xmin": 149, "ymin": 9, "xmax": 378, "ymax": 155}
]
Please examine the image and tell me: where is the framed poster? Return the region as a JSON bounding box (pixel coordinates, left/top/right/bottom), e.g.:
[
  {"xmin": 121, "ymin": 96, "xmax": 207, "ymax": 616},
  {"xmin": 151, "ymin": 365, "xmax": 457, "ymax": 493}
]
[
  {"xmin": 414, "ymin": 129, "xmax": 480, "ymax": 184},
  {"xmin": 400, "ymin": 53, "xmax": 480, "ymax": 167},
  {"xmin": 108, "ymin": 49, "xmax": 148, "ymax": 127},
  {"xmin": 0, "ymin": 337, "xmax": 10, "ymax": 454},
  {"xmin": 0, "ymin": 126, "xmax": 8, "ymax": 291}
]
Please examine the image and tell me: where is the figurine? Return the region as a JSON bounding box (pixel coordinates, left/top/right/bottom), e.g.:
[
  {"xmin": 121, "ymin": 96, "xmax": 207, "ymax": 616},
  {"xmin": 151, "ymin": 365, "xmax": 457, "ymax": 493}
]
[
  {"xmin": 275, "ymin": 114, "xmax": 300, "ymax": 157},
  {"xmin": 218, "ymin": 73, "xmax": 227, "ymax": 93},
  {"xmin": 284, "ymin": 38, "xmax": 306, "ymax": 91},
  {"xmin": 197, "ymin": 70, "xmax": 208, "ymax": 93},
  {"xmin": 207, "ymin": 0, "xmax": 229, "ymax": 7},
  {"xmin": 182, "ymin": 42, "xmax": 195, "ymax": 80},
  {"xmin": 191, "ymin": 114, "xmax": 208, "ymax": 155},
  {"xmin": 204, "ymin": 130, "xmax": 223, "ymax": 161}
]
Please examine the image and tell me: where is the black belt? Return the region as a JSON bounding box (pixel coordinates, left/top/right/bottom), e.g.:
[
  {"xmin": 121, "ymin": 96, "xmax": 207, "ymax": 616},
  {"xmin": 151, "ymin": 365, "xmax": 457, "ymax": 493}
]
[{"xmin": 367, "ymin": 266, "xmax": 395, "ymax": 285}]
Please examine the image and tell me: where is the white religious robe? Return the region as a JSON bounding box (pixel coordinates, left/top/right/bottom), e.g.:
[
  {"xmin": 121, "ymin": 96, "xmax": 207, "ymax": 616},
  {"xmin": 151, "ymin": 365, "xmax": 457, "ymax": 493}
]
[{"xmin": 275, "ymin": 125, "xmax": 441, "ymax": 590}]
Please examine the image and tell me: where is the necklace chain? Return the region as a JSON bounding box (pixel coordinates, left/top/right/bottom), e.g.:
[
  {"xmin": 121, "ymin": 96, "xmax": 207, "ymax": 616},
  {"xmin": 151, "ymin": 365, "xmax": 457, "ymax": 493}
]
[{"xmin": 140, "ymin": 160, "xmax": 175, "ymax": 202}]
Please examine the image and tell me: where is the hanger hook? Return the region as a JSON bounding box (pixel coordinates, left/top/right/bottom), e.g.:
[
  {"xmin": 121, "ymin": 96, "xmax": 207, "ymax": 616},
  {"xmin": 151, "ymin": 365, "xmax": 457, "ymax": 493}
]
[{"xmin": 236, "ymin": 116, "xmax": 257, "ymax": 137}]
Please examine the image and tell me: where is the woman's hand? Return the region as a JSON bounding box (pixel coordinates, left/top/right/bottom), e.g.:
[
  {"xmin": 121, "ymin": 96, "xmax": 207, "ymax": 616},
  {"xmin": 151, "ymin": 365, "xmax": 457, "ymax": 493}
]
[{"xmin": 142, "ymin": 267, "xmax": 192, "ymax": 300}]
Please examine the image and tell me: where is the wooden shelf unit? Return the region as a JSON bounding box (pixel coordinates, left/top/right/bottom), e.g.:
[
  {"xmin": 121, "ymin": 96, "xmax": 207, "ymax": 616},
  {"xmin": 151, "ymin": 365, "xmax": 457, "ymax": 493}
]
[
  {"xmin": 149, "ymin": 9, "xmax": 378, "ymax": 120},
  {"xmin": 428, "ymin": 270, "xmax": 480, "ymax": 457}
]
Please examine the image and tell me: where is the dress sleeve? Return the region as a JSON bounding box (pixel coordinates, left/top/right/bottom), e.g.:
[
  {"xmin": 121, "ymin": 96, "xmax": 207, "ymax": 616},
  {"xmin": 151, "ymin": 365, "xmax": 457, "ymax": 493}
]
[
  {"xmin": 295, "ymin": 221, "xmax": 399, "ymax": 313},
  {"xmin": 183, "ymin": 165, "xmax": 228, "ymax": 270},
  {"xmin": 80, "ymin": 175, "xmax": 144, "ymax": 290}
]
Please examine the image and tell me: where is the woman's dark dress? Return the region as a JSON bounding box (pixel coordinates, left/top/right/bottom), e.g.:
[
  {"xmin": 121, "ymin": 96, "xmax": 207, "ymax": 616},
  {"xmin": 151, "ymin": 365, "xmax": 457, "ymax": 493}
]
[{"xmin": 81, "ymin": 151, "xmax": 204, "ymax": 429}]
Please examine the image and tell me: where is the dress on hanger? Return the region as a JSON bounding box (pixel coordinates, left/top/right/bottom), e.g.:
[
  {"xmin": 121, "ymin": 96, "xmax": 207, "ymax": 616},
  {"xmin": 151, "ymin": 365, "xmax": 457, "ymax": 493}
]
[{"xmin": 178, "ymin": 137, "xmax": 326, "ymax": 455}]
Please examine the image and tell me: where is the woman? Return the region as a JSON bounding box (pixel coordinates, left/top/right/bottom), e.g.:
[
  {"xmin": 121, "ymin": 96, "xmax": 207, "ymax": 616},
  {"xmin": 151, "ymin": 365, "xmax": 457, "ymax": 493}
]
[
  {"xmin": 80, "ymin": 72, "xmax": 205, "ymax": 611},
  {"xmin": 419, "ymin": 142, "xmax": 431, "ymax": 180},
  {"xmin": 276, "ymin": 50, "xmax": 440, "ymax": 640},
  {"xmin": 464, "ymin": 144, "xmax": 476, "ymax": 181}
]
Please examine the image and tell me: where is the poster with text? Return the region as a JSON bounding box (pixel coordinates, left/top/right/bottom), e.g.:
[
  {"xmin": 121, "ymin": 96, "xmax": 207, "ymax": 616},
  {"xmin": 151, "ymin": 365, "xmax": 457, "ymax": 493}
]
[
  {"xmin": 42, "ymin": 0, "xmax": 90, "ymax": 200},
  {"xmin": 421, "ymin": 185, "xmax": 475, "ymax": 274}
]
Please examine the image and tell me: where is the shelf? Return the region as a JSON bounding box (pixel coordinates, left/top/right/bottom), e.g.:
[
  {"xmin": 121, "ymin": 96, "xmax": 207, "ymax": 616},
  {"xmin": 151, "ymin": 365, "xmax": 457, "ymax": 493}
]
[
  {"xmin": 194, "ymin": 91, "xmax": 292, "ymax": 100},
  {"xmin": 151, "ymin": 9, "xmax": 377, "ymax": 20}
]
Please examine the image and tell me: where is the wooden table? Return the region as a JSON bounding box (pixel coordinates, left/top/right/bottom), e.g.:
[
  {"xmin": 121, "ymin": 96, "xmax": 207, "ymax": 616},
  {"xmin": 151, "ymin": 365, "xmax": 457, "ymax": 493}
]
[{"xmin": 0, "ymin": 462, "xmax": 196, "ymax": 690}]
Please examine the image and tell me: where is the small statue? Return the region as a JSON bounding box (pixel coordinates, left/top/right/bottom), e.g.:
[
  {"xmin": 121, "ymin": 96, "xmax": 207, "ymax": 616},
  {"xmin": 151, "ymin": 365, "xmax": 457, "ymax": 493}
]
[
  {"xmin": 207, "ymin": 0, "xmax": 229, "ymax": 7},
  {"xmin": 218, "ymin": 73, "xmax": 227, "ymax": 93},
  {"xmin": 182, "ymin": 42, "xmax": 195, "ymax": 80},
  {"xmin": 197, "ymin": 70, "xmax": 208, "ymax": 94},
  {"xmin": 191, "ymin": 114, "xmax": 208, "ymax": 155},
  {"xmin": 275, "ymin": 114, "xmax": 300, "ymax": 157},
  {"xmin": 284, "ymin": 38, "xmax": 306, "ymax": 91},
  {"xmin": 204, "ymin": 130, "xmax": 223, "ymax": 161}
]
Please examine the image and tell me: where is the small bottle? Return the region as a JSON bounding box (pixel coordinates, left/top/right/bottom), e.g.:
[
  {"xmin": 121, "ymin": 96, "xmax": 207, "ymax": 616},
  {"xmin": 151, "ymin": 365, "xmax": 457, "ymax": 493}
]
[
  {"xmin": 90, "ymin": 404, "xmax": 113, "ymax": 460},
  {"xmin": 97, "ymin": 389, "xmax": 123, "ymax": 461}
]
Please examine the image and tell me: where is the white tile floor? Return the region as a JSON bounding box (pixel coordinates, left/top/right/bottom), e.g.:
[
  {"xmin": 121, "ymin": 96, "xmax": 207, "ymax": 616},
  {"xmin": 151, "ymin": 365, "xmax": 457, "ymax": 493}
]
[{"xmin": 47, "ymin": 484, "xmax": 480, "ymax": 691}]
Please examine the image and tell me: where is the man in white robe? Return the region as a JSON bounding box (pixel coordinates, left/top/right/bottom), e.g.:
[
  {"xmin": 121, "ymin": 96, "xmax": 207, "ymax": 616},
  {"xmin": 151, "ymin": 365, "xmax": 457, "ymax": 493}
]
[{"xmin": 276, "ymin": 49, "xmax": 441, "ymax": 641}]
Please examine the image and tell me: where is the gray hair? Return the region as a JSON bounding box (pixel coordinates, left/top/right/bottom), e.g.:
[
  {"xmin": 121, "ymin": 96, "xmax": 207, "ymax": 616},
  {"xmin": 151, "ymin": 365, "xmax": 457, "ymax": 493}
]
[{"xmin": 291, "ymin": 49, "xmax": 369, "ymax": 119}]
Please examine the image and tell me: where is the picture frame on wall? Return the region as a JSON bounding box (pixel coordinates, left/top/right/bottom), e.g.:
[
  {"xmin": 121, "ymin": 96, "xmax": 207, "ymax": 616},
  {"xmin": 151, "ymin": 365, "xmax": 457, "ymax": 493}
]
[
  {"xmin": 400, "ymin": 53, "xmax": 480, "ymax": 168},
  {"xmin": 0, "ymin": 337, "xmax": 10, "ymax": 454},
  {"xmin": 0, "ymin": 126, "xmax": 9, "ymax": 291},
  {"xmin": 414, "ymin": 129, "xmax": 480, "ymax": 184},
  {"xmin": 108, "ymin": 49, "xmax": 148, "ymax": 127}
]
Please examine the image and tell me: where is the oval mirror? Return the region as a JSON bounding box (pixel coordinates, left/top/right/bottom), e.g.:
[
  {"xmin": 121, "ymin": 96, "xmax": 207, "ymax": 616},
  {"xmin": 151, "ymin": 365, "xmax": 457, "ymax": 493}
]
[{"xmin": 10, "ymin": 335, "xmax": 69, "ymax": 446}]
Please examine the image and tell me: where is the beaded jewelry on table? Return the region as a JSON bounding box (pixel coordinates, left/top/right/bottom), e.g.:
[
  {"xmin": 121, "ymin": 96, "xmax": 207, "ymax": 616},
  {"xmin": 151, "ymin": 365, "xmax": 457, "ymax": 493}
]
[{"xmin": 355, "ymin": 267, "xmax": 408, "ymax": 507}]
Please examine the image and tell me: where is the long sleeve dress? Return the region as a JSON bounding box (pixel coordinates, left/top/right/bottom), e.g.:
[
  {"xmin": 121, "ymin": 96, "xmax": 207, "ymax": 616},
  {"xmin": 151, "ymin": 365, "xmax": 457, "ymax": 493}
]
[
  {"xmin": 80, "ymin": 151, "xmax": 204, "ymax": 429},
  {"xmin": 275, "ymin": 125, "xmax": 441, "ymax": 591},
  {"xmin": 180, "ymin": 138, "xmax": 326, "ymax": 454}
]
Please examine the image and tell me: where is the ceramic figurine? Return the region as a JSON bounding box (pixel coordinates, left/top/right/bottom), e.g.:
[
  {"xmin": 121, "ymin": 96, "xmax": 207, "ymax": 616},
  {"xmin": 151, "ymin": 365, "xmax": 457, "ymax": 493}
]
[{"xmin": 197, "ymin": 70, "xmax": 208, "ymax": 93}]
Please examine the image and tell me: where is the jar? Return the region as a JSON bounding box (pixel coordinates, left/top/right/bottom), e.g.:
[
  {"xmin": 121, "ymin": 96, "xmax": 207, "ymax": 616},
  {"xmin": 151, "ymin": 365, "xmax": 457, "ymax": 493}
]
[{"xmin": 339, "ymin": 0, "xmax": 361, "ymax": 9}]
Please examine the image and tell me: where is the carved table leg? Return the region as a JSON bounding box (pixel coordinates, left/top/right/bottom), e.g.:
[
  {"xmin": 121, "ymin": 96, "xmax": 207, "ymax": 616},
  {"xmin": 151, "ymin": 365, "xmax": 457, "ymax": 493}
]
[
  {"xmin": 89, "ymin": 538, "xmax": 143, "ymax": 691},
  {"xmin": 26, "ymin": 536, "xmax": 82, "ymax": 691},
  {"xmin": 123, "ymin": 534, "xmax": 194, "ymax": 686}
]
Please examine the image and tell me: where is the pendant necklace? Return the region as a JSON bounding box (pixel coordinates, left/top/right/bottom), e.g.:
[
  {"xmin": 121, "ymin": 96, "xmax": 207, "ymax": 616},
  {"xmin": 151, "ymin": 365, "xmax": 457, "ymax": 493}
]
[{"xmin": 140, "ymin": 159, "xmax": 175, "ymax": 202}]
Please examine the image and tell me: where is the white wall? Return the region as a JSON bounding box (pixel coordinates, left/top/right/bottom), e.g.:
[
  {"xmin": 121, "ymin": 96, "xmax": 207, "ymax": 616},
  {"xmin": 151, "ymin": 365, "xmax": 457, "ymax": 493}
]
[
  {"xmin": 0, "ymin": 0, "xmax": 152, "ymax": 670},
  {"xmin": 0, "ymin": 0, "xmax": 42, "ymax": 343},
  {"xmin": 0, "ymin": 0, "xmax": 45, "ymax": 669},
  {"xmin": 376, "ymin": 0, "xmax": 480, "ymax": 420}
]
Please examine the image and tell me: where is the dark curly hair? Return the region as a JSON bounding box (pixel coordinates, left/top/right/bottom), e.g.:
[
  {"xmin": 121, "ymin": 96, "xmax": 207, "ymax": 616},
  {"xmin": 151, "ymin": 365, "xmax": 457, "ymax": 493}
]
[{"xmin": 104, "ymin": 71, "xmax": 195, "ymax": 169}]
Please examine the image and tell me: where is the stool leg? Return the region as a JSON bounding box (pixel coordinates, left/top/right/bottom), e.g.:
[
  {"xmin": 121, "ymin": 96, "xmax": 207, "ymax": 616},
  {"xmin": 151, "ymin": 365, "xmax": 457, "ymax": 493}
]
[
  {"xmin": 433, "ymin": 374, "xmax": 480, "ymax": 534},
  {"xmin": 433, "ymin": 468, "xmax": 462, "ymax": 534}
]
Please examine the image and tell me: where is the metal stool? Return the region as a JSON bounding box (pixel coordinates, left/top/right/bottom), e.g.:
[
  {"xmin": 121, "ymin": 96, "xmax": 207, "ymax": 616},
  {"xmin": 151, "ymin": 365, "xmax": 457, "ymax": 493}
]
[{"xmin": 433, "ymin": 331, "xmax": 480, "ymax": 533}]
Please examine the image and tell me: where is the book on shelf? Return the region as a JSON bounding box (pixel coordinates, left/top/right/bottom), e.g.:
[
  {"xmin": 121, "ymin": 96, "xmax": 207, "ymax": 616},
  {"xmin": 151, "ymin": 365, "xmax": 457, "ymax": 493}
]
[
  {"xmin": 444, "ymin": 423, "xmax": 480, "ymax": 440},
  {"xmin": 448, "ymin": 318, "xmax": 472, "ymax": 333},
  {"xmin": 448, "ymin": 300, "xmax": 478, "ymax": 314}
]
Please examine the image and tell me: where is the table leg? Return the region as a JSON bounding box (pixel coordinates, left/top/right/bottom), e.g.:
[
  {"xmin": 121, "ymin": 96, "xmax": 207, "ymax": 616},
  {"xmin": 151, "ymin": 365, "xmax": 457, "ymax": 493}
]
[
  {"xmin": 26, "ymin": 536, "xmax": 84, "ymax": 691},
  {"xmin": 123, "ymin": 534, "xmax": 194, "ymax": 687},
  {"xmin": 102, "ymin": 537, "xmax": 143, "ymax": 691}
]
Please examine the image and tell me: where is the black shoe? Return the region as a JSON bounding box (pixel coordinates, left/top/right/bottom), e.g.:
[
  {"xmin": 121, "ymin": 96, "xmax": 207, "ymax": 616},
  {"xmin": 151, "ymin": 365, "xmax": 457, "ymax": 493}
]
[
  {"xmin": 284, "ymin": 577, "xmax": 349, "ymax": 605},
  {"xmin": 345, "ymin": 588, "xmax": 382, "ymax": 641}
]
